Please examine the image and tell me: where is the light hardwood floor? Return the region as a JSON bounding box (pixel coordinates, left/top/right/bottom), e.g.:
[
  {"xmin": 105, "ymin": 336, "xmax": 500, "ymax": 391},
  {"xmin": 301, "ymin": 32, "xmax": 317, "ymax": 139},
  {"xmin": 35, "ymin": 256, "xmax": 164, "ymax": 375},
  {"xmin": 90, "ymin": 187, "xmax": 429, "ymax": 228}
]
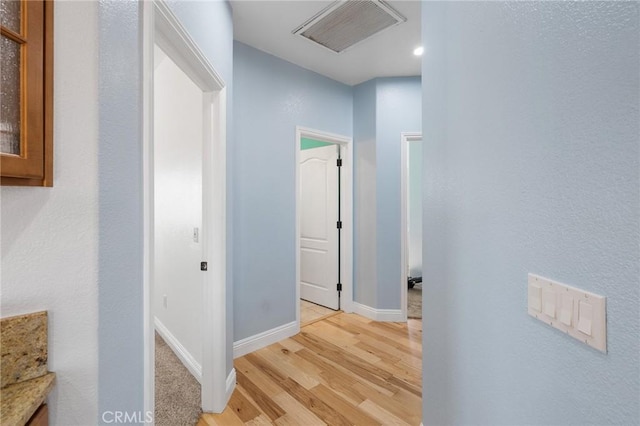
[
  {"xmin": 300, "ymin": 299, "xmax": 338, "ymax": 325},
  {"xmin": 198, "ymin": 313, "xmax": 422, "ymax": 426}
]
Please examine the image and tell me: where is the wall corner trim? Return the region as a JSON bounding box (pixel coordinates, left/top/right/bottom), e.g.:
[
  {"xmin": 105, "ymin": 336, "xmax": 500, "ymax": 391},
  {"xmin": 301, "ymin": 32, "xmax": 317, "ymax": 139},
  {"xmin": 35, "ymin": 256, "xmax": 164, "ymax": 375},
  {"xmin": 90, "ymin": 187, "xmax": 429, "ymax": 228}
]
[
  {"xmin": 233, "ymin": 321, "xmax": 299, "ymax": 359},
  {"xmin": 154, "ymin": 317, "xmax": 203, "ymax": 382},
  {"xmin": 352, "ymin": 302, "xmax": 404, "ymax": 322},
  {"xmin": 225, "ymin": 368, "xmax": 236, "ymax": 406}
]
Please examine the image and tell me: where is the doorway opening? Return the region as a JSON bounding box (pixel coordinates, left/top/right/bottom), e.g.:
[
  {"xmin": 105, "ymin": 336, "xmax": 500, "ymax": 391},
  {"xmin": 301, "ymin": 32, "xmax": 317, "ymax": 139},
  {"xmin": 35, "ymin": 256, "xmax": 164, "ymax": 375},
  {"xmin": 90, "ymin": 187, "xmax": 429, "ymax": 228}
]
[
  {"xmin": 142, "ymin": 1, "xmax": 230, "ymax": 420},
  {"xmin": 295, "ymin": 127, "xmax": 353, "ymax": 327},
  {"xmin": 152, "ymin": 41, "xmax": 204, "ymax": 424},
  {"xmin": 401, "ymin": 132, "xmax": 423, "ymax": 320}
]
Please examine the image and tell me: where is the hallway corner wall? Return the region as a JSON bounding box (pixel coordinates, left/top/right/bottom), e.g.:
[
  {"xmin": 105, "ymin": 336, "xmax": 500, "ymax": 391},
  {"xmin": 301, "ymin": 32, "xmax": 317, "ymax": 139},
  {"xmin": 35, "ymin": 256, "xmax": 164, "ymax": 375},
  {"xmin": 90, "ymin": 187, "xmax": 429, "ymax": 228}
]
[
  {"xmin": 353, "ymin": 79, "xmax": 378, "ymax": 308},
  {"xmin": 97, "ymin": 1, "xmax": 235, "ymax": 421},
  {"xmin": 352, "ymin": 77, "xmax": 422, "ymax": 310},
  {"xmin": 375, "ymin": 77, "xmax": 421, "ymax": 309},
  {"xmin": 232, "ymin": 42, "xmax": 353, "ymax": 341}
]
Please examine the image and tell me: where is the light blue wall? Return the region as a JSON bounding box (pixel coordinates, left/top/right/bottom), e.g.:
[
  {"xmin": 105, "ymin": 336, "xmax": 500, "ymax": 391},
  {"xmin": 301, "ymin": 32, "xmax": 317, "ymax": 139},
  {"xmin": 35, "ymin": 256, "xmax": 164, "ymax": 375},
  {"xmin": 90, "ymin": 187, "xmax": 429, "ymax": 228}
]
[
  {"xmin": 375, "ymin": 77, "xmax": 421, "ymax": 309},
  {"xmin": 353, "ymin": 80, "xmax": 377, "ymax": 307},
  {"xmin": 98, "ymin": 1, "xmax": 144, "ymax": 420},
  {"xmin": 98, "ymin": 1, "xmax": 234, "ymax": 421},
  {"xmin": 352, "ymin": 77, "xmax": 421, "ymax": 309},
  {"xmin": 422, "ymin": 2, "xmax": 639, "ymax": 424},
  {"xmin": 232, "ymin": 42, "xmax": 352, "ymax": 340}
]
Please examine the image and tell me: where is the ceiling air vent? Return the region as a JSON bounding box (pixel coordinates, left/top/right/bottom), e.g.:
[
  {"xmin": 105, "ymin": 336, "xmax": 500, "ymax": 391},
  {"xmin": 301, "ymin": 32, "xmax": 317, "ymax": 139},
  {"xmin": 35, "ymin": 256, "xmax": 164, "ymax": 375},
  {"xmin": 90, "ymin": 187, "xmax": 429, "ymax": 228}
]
[{"xmin": 292, "ymin": 0, "xmax": 406, "ymax": 54}]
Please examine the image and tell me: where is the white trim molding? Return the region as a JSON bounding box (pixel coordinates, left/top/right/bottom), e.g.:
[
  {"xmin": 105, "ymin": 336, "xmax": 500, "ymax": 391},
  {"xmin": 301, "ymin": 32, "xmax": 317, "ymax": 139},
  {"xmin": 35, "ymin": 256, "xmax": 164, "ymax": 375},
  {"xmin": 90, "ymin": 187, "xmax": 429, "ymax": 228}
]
[
  {"xmin": 154, "ymin": 317, "xmax": 202, "ymax": 382},
  {"xmin": 352, "ymin": 302, "xmax": 404, "ymax": 322},
  {"xmin": 153, "ymin": 1, "xmax": 225, "ymax": 90},
  {"xmin": 225, "ymin": 368, "xmax": 236, "ymax": 406},
  {"xmin": 295, "ymin": 126, "xmax": 354, "ymax": 324},
  {"xmin": 233, "ymin": 321, "xmax": 299, "ymax": 359}
]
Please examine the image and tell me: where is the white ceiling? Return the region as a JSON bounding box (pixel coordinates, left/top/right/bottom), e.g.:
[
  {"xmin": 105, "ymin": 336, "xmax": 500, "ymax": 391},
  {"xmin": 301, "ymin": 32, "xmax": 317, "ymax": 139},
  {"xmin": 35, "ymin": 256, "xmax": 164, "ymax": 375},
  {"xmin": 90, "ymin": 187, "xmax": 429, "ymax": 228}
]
[{"xmin": 230, "ymin": 1, "xmax": 422, "ymax": 86}]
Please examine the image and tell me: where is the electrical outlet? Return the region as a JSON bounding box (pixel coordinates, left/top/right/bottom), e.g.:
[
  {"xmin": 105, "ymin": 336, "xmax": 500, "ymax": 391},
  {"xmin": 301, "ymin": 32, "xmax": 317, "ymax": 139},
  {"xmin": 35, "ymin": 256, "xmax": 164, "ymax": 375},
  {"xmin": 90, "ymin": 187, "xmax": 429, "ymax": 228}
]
[{"xmin": 163, "ymin": 295, "xmax": 168, "ymax": 309}]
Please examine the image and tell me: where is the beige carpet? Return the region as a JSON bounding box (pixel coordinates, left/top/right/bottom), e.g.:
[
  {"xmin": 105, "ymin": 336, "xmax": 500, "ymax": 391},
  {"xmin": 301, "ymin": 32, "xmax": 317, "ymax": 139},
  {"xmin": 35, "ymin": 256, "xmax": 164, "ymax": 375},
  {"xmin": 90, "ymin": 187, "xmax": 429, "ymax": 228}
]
[
  {"xmin": 408, "ymin": 282, "xmax": 422, "ymax": 319},
  {"xmin": 155, "ymin": 332, "xmax": 202, "ymax": 426}
]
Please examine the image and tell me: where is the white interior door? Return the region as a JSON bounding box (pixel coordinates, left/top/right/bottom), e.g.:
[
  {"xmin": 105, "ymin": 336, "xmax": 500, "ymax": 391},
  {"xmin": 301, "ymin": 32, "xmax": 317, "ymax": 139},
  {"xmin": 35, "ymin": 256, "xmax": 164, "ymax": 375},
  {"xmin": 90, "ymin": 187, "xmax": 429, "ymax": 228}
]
[{"xmin": 300, "ymin": 144, "xmax": 339, "ymax": 310}]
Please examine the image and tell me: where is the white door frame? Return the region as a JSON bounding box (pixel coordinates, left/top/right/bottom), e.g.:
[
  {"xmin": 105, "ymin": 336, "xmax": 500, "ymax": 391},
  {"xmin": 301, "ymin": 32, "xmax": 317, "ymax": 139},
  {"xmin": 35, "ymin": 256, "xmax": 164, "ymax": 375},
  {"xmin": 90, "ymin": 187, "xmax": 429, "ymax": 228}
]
[
  {"xmin": 295, "ymin": 126, "xmax": 354, "ymax": 325},
  {"xmin": 142, "ymin": 1, "xmax": 229, "ymax": 417},
  {"xmin": 400, "ymin": 132, "xmax": 422, "ymax": 321}
]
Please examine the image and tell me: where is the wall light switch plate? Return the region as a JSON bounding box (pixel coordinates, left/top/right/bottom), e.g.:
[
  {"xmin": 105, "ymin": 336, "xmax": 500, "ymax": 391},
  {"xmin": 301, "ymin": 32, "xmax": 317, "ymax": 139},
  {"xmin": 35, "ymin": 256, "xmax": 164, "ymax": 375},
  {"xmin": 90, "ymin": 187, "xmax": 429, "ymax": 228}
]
[
  {"xmin": 528, "ymin": 274, "xmax": 606, "ymax": 353},
  {"xmin": 542, "ymin": 287, "xmax": 556, "ymax": 318},
  {"xmin": 560, "ymin": 293, "xmax": 573, "ymax": 326},
  {"xmin": 528, "ymin": 281, "xmax": 542, "ymax": 313}
]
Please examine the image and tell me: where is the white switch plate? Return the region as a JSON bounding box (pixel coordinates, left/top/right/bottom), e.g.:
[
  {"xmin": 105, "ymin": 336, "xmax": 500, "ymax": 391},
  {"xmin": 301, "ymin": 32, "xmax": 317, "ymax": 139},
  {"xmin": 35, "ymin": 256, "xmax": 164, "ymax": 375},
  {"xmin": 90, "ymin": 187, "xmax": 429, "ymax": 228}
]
[
  {"xmin": 528, "ymin": 283, "xmax": 542, "ymax": 312},
  {"xmin": 528, "ymin": 274, "xmax": 607, "ymax": 353},
  {"xmin": 560, "ymin": 293, "xmax": 573, "ymax": 326},
  {"xmin": 542, "ymin": 287, "xmax": 556, "ymax": 318}
]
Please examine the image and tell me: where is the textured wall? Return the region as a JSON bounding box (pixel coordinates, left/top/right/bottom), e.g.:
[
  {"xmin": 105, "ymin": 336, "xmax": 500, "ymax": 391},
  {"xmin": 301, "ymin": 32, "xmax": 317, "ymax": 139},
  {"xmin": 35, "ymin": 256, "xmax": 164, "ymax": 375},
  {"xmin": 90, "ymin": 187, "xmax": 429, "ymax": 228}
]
[
  {"xmin": 98, "ymin": 0, "xmax": 144, "ymax": 420},
  {"xmin": 0, "ymin": 2, "xmax": 99, "ymax": 424},
  {"xmin": 97, "ymin": 0, "xmax": 235, "ymax": 421},
  {"xmin": 352, "ymin": 77, "xmax": 421, "ymax": 309},
  {"xmin": 233, "ymin": 42, "xmax": 353, "ymax": 340},
  {"xmin": 375, "ymin": 77, "xmax": 421, "ymax": 309},
  {"xmin": 422, "ymin": 2, "xmax": 639, "ymax": 424},
  {"xmin": 353, "ymin": 79, "xmax": 378, "ymax": 307}
]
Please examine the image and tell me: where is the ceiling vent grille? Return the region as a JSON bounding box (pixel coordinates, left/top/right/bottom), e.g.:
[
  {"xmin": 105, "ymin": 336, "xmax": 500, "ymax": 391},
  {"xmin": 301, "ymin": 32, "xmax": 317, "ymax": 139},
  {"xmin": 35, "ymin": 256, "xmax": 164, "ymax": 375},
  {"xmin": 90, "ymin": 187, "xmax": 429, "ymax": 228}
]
[{"xmin": 292, "ymin": 0, "xmax": 406, "ymax": 54}]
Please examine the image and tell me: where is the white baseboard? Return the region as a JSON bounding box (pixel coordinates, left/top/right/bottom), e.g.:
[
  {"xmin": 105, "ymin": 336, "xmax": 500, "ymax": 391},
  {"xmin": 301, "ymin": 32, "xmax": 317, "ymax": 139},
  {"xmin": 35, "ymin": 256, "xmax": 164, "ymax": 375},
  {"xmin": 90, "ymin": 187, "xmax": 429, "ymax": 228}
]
[
  {"xmin": 225, "ymin": 368, "xmax": 236, "ymax": 405},
  {"xmin": 233, "ymin": 321, "xmax": 299, "ymax": 358},
  {"xmin": 154, "ymin": 317, "xmax": 202, "ymax": 382},
  {"xmin": 352, "ymin": 302, "xmax": 404, "ymax": 322}
]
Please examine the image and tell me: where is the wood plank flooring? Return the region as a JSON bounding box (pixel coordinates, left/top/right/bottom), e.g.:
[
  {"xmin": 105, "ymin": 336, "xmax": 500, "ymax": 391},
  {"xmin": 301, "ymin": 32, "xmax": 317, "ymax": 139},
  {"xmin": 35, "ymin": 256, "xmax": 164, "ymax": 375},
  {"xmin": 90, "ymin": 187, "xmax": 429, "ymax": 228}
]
[
  {"xmin": 198, "ymin": 313, "xmax": 422, "ymax": 426},
  {"xmin": 300, "ymin": 299, "xmax": 338, "ymax": 325}
]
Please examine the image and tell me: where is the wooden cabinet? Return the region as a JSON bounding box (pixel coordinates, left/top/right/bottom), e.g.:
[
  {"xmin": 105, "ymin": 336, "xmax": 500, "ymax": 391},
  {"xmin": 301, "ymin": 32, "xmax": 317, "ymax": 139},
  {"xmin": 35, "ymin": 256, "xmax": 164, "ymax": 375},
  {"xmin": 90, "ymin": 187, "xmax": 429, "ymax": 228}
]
[
  {"xmin": 27, "ymin": 404, "xmax": 48, "ymax": 426},
  {"xmin": 1, "ymin": 0, "xmax": 53, "ymax": 186}
]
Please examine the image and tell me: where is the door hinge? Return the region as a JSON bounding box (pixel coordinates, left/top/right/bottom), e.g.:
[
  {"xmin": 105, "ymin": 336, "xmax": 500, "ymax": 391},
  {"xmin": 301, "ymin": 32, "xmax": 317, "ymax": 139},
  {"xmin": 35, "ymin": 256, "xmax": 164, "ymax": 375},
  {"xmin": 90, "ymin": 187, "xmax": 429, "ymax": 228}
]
[
  {"xmin": 337, "ymin": 221, "xmax": 342, "ymax": 229},
  {"xmin": 201, "ymin": 262, "xmax": 208, "ymax": 271},
  {"xmin": 337, "ymin": 283, "xmax": 342, "ymax": 292},
  {"xmin": 337, "ymin": 158, "xmax": 342, "ymax": 167}
]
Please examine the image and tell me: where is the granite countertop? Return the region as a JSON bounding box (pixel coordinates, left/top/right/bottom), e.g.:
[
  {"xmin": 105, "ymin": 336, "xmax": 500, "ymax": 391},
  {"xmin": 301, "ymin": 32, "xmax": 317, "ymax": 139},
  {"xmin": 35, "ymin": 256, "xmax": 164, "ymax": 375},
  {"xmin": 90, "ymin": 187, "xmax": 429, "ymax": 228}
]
[
  {"xmin": 0, "ymin": 372, "xmax": 56, "ymax": 426},
  {"xmin": 1, "ymin": 311, "xmax": 55, "ymax": 426}
]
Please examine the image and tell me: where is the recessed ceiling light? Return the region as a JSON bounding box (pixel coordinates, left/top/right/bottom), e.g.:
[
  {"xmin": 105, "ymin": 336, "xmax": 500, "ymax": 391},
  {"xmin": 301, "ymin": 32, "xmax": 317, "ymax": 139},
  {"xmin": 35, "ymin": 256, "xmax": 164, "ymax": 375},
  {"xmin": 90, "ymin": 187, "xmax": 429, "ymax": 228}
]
[{"xmin": 413, "ymin": 46, "xmax": 424, "ymax": 56}]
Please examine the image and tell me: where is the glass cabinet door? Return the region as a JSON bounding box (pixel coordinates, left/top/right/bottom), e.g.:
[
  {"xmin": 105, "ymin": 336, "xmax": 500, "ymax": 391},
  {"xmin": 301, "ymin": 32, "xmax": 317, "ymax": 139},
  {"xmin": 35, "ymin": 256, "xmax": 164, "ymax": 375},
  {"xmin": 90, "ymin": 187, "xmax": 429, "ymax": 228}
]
[
  {"xmin": 1, "ymin": 0, "xmax": 50, "ymax": 184},
  {"xmin": 1, "ymin": 33, "xmax": 22, "ymax": 156},
  {"xmin": 0, "ymin": 0, "xmax": 23, "ymax": 156}
]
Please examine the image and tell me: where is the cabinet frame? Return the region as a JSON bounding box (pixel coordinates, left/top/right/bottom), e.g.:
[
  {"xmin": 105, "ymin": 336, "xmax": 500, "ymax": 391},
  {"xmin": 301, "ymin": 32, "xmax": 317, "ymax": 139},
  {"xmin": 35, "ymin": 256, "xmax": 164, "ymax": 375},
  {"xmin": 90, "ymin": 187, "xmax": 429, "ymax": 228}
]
[{"xmin": 1, "ymin": 0, "xmax": 53, "ymax": 187}]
